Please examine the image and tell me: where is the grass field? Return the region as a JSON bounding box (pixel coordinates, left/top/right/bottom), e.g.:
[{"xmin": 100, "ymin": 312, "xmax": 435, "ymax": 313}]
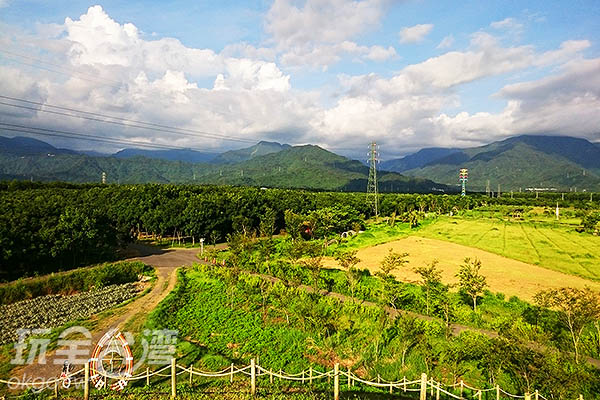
[
  {"xmin": 416, "ymin": 216, "xmax": 600, "ymax": 281},
  {"xmin": 324, "ymin": 236, "xmax": 600, "ymax": 301}
]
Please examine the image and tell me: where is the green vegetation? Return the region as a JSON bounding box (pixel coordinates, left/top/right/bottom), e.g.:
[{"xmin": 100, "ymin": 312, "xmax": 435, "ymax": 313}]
[
  {"xmin": 142, "ymin": 264, "xmax": 600, "ymax": 399},
  {"xmin": 417, "ymin": 215, "xmax": 600, "ymax": 281},
  {"xmin": 0, "ymin": 261, "xmax": 152, "ymax": 305}
]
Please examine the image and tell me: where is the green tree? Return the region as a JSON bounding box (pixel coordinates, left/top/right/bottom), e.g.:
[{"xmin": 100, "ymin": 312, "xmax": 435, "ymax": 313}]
[
  {"xmin": 456, "ymin": 257, "xmax": 487, "ymax": 312},
  {"xmin": 534, "ymin": 287, "xmax": 600, "ymax": 363},
  {"xmin": 414, "ymin": 259, "xmax": 443, "ymax": 315},
  {"xmin": 335, "ymin": 250, "xmax": 361, "ymax": 298}
]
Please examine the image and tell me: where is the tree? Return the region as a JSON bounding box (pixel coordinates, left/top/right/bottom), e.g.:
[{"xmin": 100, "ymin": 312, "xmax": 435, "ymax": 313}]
[
  {"xmin": 377, "ymin": 248, "xmax": 409, "ymax": 309},
  {"xmin": 301, "ymin": 256, "xmax": 323, "ymax": 293},
  {"xmin": 379, "ymin": 248, "xmax": 409, "ymax": 277},
  {"xmin": 534, "ymin": 287, "xmax": 600, "ymax": 363},
  {"xmin": 456, "ymin": 257, "xmax": 487, "ymax": 312},
  {"xmin": 414, "ymin": 259, "xmax": 443, "ymax": 315},
  {"xmin": 335, "ymin": 250, "xmax": 361, "ymax": 298}
]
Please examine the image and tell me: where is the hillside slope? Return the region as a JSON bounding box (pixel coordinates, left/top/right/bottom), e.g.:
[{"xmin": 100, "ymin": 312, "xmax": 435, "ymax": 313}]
[{"xmin": 398, "ymin": 136, "xmax": 600, "ymax": 191}]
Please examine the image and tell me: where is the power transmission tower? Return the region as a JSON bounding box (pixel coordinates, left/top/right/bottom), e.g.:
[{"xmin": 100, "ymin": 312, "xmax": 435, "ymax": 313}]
[
  {"xmin": 101, "ymin": 171, "xmax": 106, "ymax": 184},
  {"xmin": 459, "ymin": 168, "xmax": 468, "ymax": 197},
  {"xmin": 486, "ymin": 180, "xmax": 490, "ymax": 196},
  {"xmin": 366, "ymin": 142, "xmax": 379, "ymax": 217}
]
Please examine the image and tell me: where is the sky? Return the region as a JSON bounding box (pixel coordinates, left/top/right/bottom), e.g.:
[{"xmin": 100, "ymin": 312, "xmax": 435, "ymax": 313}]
[{"xmin": 0, "ymin": 0, "xmax": 599, "ymax": 160}]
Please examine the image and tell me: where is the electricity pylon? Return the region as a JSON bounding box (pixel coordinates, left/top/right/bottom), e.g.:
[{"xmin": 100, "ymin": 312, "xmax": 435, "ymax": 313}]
[
  {"xmin": 459, "ymin": 168, "xmax": 468, "ymax": 196},
  {"xmin": 367, "ymin": 142, "xmax": 379, "ymax": 217}
]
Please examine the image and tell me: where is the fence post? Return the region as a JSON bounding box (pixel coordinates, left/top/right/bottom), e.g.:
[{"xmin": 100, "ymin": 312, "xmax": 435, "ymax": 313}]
[
  {"xmin": 525, "ymin": 393, "xmax": 531, "ymax": 400},
  {"xmin": 420, "ymin": 373, "xmax": 427, "ymax": 400},
  {"xmin": 230, "ymin": 363, "xmax": 234, "ymax": 384},
  {"xmin": 270, "ymin": 369, "xmax": 273, "ymax": 385},
  {"xmin": 84, "ymin": 361, "xmax": 89, "ymax": 400},
  {"xmin": 54, "ymin": 380, "xmax": 58, "ymax": 399},
  {"xmin": 146, "ymin": 367, "xmax": 150, "ymax": 386},
  {"xmin": 478, "ymin": 390, "xmax": 482, "ymax": 400},
  {"xmin": 403, "ymin": 376, "xmax": 407, "ymax": 392},
  {"xmin": 496, "ymin": 384, "xmax": 500, "ymax": 400},
  {"xmin": 302, "ymin": 370, "xmax": 305, "ymax": 384},
  {"xmin": 389, "ymin": 382, "xmax": 393, "ymax": 394},
  {"xmin": 347, "ymin": 366, "xmax": 351, "ymax": 389},
  {"xmin": 535, "ymin": 390, "xmax": 539, "ymax": 400},
  {"xmin": 189, "ymin": 365, "xmax": 193, "ymax": 385},
  {"xmin": 579, "ymin": 396, "xmax": 583, "ymax": 400},
  {"xmin": 430, "ymin": 377, "xmax": 434, "ymax": 396},
  {"xmin": 251, "ymin": 359, "xmax": 256, "ymax": 396},
  {"xmin": 436, "ymin": 382, "xmax": 440, "ymax": 400},
  {"xmin": 334, "ymin": 363, "xmax": 340, "ymax": 400},
  {"xmin": 309, "ymin": 367, "xmax": 313, "ymax": 386},
  {"xmin": 171, "ymin": 358, "xmax": 176, "ymax": 399},
  {"xmin": 460, "ymin": 380, "xmax": 464, "ymax": 398}
]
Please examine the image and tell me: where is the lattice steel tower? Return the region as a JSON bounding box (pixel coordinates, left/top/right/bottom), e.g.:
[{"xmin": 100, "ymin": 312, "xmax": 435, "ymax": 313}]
[
  {"xmin": 459, "ymin": 168, "xmax": 468, "ymax": 197},
  {"xmin": 367, "ymin": 142, "xmax": 379, "ymax": 217}
]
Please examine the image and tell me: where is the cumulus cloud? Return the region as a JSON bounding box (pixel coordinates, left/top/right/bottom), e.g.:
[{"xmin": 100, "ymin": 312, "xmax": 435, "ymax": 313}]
[
  {"xmin": 490, "ymin": 17, "xmax": 523, "ymax": 32},
  {"xmin": 265, "ymin": 0, "xmax": 393, "ymax": 68},
  {"xmin": 399, "ymin": 23, "xmax": 433, "ymax": 44}
]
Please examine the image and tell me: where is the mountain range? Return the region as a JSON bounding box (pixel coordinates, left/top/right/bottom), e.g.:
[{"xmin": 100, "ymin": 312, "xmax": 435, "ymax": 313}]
[
  {"xmin": 381, "ymin": 135, "xmax": 600, "ymax": 192},
  {"xmin": 0, "ymin": 135, "xmax": 447, "ymax": 193},
  {"xmin": 1, "ymin": 134, "xmax": 599, "ymax": 192}
]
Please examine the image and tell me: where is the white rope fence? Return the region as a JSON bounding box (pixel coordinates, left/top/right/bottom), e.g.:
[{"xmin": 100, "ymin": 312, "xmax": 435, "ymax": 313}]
[{"xmin": 0, "ymin": 359, "xmax": 580, "ymax": 400}]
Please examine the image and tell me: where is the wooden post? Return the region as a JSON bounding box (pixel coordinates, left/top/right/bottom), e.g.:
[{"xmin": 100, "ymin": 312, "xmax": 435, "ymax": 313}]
[
  {"xmin": 347, "ymin": 366, "xmax": 351, "ymax": 389},
  {"xmin": 430, "ymin": 377, "xmax": 434, "ymax": 396},
  {"xmin": 389, "ymin": 382, "xmax": 393, "ymax": 394},
  {"xmin": 535, "ymin": 390, "xmax": 539, "ymax": 400},
  {"xmin": 171, "ymin": 358, "xmax": 176, "ymax": 399},
  {"xmin": 309, "ymin": 367, "xmax": 313, "ymax": 386},
  {"xmin": 377, "ymin": 375, "xmax": 380, "ymax": 384},
  {"xmin": 84, "ymin": 361, "xmax": 89, "ymax": 400},
  {"xmin": 403, "ymin": 376, "xmax": 407, "ymax": 392},
  {"xmin": 302, "ymin": 370, "xmax": 305, "ymax": 384},
  {"xmin": 496, "ymin": 384, "xmax": 500, "ymax": 400},
  {"xmin": 478, "ymin": 390, "xmax": 482, "ymax": 400},
  {"xmin": 436, "ymin": 383, "xmax": 440, "ymax": 400},
  {"xmin": 420, "ymin": 373, "xmax": 427, "ymax": 400},
  {"xmin": 54, "ymin": 380, "xmax": 58, "ymax": 399},
  {"xmin": 189, "ymin": 365, "xmax": 193, "ymax": 385},
  {"xmin": 251, "ymin": 359, "xmax": 256, "ymax": 396},
  {"xmin": 230, "ymin": 363, "xmax": 234, "ymax": 384},
  {"xmin": 525, "ymin": 393, "xmax": 531, "ymax": 400},
  {"xmin": 269, "ymin": 369, "xmax": 273, "ymax": 384},
  {"xmin": 146, "ymin": 367, "xmax": 150, "ymax": 386},
  {"xmin": 334, "ymin": 363, "xmax": 340, "ymax": 400},
  {"xmin": 460, "ymin": 380, "xmax": 464, "ymax": 398}
]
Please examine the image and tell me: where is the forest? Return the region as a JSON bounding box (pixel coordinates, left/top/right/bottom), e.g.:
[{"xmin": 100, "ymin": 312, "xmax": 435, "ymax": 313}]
[{"xmin": 0, "ymin": 180, "xmax": 598, "ymax": 280}]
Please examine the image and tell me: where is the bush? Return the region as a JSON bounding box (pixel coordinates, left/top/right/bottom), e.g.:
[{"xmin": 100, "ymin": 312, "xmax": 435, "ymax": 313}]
[{"xmin": 0, "ymin": 261, "xmax": 152, "ymax": 305}]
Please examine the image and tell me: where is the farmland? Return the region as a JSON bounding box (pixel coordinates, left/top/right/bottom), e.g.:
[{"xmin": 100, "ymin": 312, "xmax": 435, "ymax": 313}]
[{"xmin": 416, "ymin": 215, "xmax": 600, "ymax": 281}]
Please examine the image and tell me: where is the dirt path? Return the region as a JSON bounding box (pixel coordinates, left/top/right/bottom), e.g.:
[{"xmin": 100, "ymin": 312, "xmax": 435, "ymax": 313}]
[{"xmin": 10, "ymin": 244, "xmax": 201, "ymax": 381}]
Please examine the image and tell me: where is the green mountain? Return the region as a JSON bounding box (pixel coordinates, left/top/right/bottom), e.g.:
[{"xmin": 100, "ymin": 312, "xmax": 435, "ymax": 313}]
[
  {"xmin": 113, "ymin": 148, "xmax": 216, "ymax": 163},
  {"xmin": 396, "ymin": 135, "xmax": 600, "ymax": 191},
  {"xmin": 211, "ymin": 141, "xmax": 291, "ymax": 164},
  {"xmin": 194, "ymin": 144, "xmax": 448, "ymax": 192},
  {"xmin": 0, "ymin": 137, "xmax": 449, "ymax": 193}
]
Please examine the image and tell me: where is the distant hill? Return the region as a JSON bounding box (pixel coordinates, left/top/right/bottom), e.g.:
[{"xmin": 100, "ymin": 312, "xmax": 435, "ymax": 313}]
[
  {"xmin": 0, "ymin": 136, "xmax": 449, "ymax": 193},
  {"xmin": 194, "ymin": 144, "xmax": 447, "ymax": 192},
  {"xmin": 399, "ymin": 135, "xmax": 600, "ymax": 191},
  {"xmin": 212, "ymin": 141, "xmax": 291, "ymax": 164},
  {"xmin": 381, "ymin": 148, "xmax": 461, "ymax": 172},
  {"xmin": 113, "ymin": 148, "xmax": 216, "ymax": 163},
  {"xmin": 0, "ymin": 136, "xmax": 76, "ymax": 156}
]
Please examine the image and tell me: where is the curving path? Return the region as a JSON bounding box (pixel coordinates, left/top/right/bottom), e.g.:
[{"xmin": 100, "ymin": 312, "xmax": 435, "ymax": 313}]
[{"xmin": 9, "ymin": 244, "xmax": 201, "ymax": 382}]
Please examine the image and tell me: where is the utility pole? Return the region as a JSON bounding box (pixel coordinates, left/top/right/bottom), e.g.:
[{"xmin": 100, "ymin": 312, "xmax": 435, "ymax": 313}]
[
  {"xmin": 366, "ymin": 142, "xmax": 379, "ymax": 217},
  {"xmin": 459, "ymin": 168, "xmax": 468, "ymax": 197}
]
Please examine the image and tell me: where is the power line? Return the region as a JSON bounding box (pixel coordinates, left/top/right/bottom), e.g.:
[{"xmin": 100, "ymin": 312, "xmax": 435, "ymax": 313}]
[
  {"xmin": 0, "ymin": 95, "xmax": 254, "ymax": 142},
  {"xmin": 0, "ymin": 122, "xmax": 218, "ymax": 153},
  {"xmin": 0, "ymin": 98, "xmax": 255, "ymax": 144}
]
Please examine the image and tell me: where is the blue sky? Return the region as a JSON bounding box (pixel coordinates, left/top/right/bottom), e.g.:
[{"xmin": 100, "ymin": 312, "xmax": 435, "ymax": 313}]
[{"xmin": 0, "ymin": 0, "xmax": 599, "ymax": 159}]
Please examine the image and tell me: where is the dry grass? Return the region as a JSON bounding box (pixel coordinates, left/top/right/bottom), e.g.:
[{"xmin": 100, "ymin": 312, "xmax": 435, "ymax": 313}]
[{"xmin": 323, "ymin": 236, "xmax": 600, "ymax": 302}]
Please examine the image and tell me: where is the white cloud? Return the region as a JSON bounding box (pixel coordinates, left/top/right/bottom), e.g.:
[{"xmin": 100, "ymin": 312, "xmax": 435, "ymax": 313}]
[
  {"xmin": 399, "ymin": 23, "xmax": 433, "ymax": 44},
  {"xmin": 436, "ymin": 35, "xmax": 454, "ymax": 49},
  {"xmin": 265, "ymin": 0, "xmax": 392, "ymax": 68},
  {"xmin": 490, "ymin": 17, "xmax": 523, "ymax": 31},
  {"xmin": 0, "ymin": 0, "xmax": 9, "ymax": 8}
]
